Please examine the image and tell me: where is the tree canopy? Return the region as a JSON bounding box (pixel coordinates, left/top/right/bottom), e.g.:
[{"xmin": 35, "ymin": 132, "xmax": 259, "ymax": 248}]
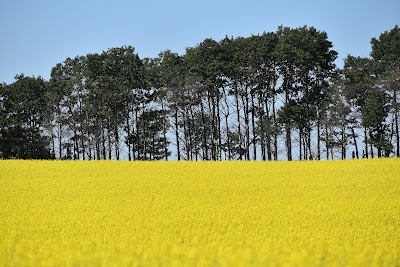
[{"xmin": 1, "ymin": 25, "xmax": 399, "ymax": 160}]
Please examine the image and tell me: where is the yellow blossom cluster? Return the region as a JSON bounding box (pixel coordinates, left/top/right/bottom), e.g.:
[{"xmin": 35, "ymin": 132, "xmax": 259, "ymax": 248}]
[{"xmin": 1, "ymin": 159, "xmax": 399, "ymax": 266}]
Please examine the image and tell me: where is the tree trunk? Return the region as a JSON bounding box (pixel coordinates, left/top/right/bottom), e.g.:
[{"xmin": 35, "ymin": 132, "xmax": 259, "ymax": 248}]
[
  {"xmin": 132, "ymin": 120, "xmax": 136, "ymax": 161},
  {"xmin": 208, "ymin": 92, "xmax": 215, "ymax": 160},
  {"xmin": 235, "ymin": 86, "xmax": 242, "ymax": 160},
  {"xmin": 101, "ymin": 130, "xmax": 105, "ymax": 160},
  {"xmin": 74, "ymin": 126, "xmax": 79, "ymax": 160},
  {"xmin": 284, "ymin": 81, "xmax": 292, "ymax": 161},
  {"xmin": 217, "ymin": 89, "xmax": 222, "ymax": 161},
  {"xmin": 163, "ymin": 103, "xmax": 168, "ymax": 161},
  {"xmin": 351, "ymin": 128, "xmax": 359, "ymax": 159},
  {"xmin": 188, "ymin": 108, "xmax": 193, "ymax": 161},
  {"xmin": 251, "ymin": 93, "xmax": 256, "ymax": 161},
  {"xmin": 245, "ymin": 90, "xmax": 250, "ymax": 161},
  {"xmin": 241, "ymin": 85, "xmax": 250, "ymax": 161},
  {"xmin": 223, "ymin": 88, "xmax": 231, "ymax": 160},
  {"xmin": 299, "ymin": 128, "xmax": 302, "ymax": 160},
  {"xmin": 187, "ymin": 110, "xmax": 192, "ymax": 160},
  {"xmin": 200, "ymin": 99, "xmax": 208, "ymax": 160},
  {"xmin": 307, "ymin": 130, "xmax": 312, "ymax": 160},
  {"xmin": 74, "ymin": 125, "xmax": 79, "ymax": 160},
  {"xmin": 58, "ymin": 112, "xmax": 62, "ymax": 160},
  {"xmin": 341, "ymin": 126, "xmax": 345, "ymax": 160},
  {"xmin": 108, "ymin": 129, "xmax": 112, "ymax": 160},
  {"xmin": 68, "ymin": 106, "xmax": 78, "ymax": 160},
  {"xmin": 259, "ymin": 96, "xmax": 265, "ymax": 161},
  {"xmin": 394, "ymin": 90, "xmax": 399, "ymax": 157},
  {"xmin": 127, "ymin": 108, "xmax": 131, "ymax": 161},
  {"xmin": 151, "ymin": 133, "xmax": 155, "ymax": 161},
  {"xmin": 78, "ymin": 95, "xmax": 85, "ymax": 160},
  {"xmin": 272, "ymin": 97, "xmax": 278, "ymax": 161},
  {"xmin": 317, "ymin": 108, "xmax": 320, "ymax": 161},
  {"xmin": 86, "ymin": 111, "xmax": 91, "ymax": 160},
  {"xmin": 225, "ymin": 113, "xmax": 231, "ymax": 160},
  {"xmin": 51, "ymin": 133, "xmax": 55, "ymax": 159},
  {"xmin": 370, "ymin": 143, "xmax": 374, "ymax": 158},
  {"xmin": 325, "ymin": 123, "xmax": 329, "ymax": 160},
  {"xmin": 377, "ymin": 145, "xmax": 382, "ymax": 158},
  {"xmin": 135, "ymin": 109, "xmax": 139, "ymax": 160},
  {"xmin": 364, "ymin": 127, "xmax": 368, "ymax": 158},
  {"xmin": 98, "ymin": 121, "xmax": 103, "ymax": 160},
  {"xmin": 303, "ymin": 133, "xmax": 308, "ymax": 160},
  {"xmin": 143, "ymin": 116, "xmax": 147, "ymax": 161},
  {"xmin": 183, "ymin": 112, "xmax": 189, "ymax": 160},
  {"xmin": 88, "ymin": 135, "xmax": 92, "ymax": 160},
  {"xmin": 175, "ymin": 108, "xmax": 180, "ymax": 161},
  {"xmin": 190, "ymin": 107, "xmax": 197, "ymax": 161},
  {"xmin": 80, "ymin": 132, "xmax": 85, "ymax": 160},
  {"xmin": 286, "ymin": 127, "xmax": 292, "ymax": 161},
  {"xmin": 114, "ymin": 125, "xmax": 119, "ymax": 160}
]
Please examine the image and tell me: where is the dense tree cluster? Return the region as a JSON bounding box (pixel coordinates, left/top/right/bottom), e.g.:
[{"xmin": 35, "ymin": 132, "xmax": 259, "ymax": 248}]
[{"xmin": 1, "ymin": 25, "xmax": 399, "ymax": 160}]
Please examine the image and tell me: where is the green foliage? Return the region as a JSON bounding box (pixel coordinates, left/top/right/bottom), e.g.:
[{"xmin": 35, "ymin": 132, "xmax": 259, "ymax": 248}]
[
  {"xmin": 371, "ymin": 25, "xmax": 400, "ymax": 71},
  {"xmin": 1, "ymin": 25, "xmax": 398, "ymax": 160},
  {"xmin": 343, "ymin": 56, "xmax": 377, "ymax": 107},
  {"xmin": 361, "ymin": 90, "xmax": 392, "ymax": 156},
  {"xmin": 0, "ymin": 75, "xmax": 53, "ymax": 159},
  {"xmin": 128, "ymin": 109, "xmax": 170, "ymax": 160}
]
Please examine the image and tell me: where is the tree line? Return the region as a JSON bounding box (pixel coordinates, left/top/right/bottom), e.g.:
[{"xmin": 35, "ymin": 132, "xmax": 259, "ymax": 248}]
[{"xmin": 1, "ymin": 25, "xmax": 399, "ymax": 161}]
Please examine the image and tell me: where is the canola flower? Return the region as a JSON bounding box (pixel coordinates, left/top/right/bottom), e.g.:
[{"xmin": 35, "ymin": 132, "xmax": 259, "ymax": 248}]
[{"xmin": 0, "ymin": 159, "xmax": 399, "ymax": 266}]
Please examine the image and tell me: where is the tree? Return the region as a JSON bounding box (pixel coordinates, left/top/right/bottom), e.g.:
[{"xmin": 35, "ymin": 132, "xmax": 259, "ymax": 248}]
[
  {"xmin": 371, "ymin": 25, "xmax": 400, "ymax": 157},
  {"xmin": 276, "ymin": 26, "xmax": 337, "ymax": 160},
  {"xmin": 0, "ymin": 75, "xmax": 52, "ymax": 159},
  {"xmin": 343, "ymin": 56, "xmax": 377, "ymax": 158},
  {"xmin": 325, "ymin": 79, "xmax": 352, "ymax": 160},
  {"xmin": 3, "ymin": 25, "xmax": 398, "ymax": 161},
  {"xmin": 132, "ymin": 109, "xmax": 170, "ymax": 160},
  {"xmin": 102, "ymin": 46, "xmax": 144, "ymax": 160},
  {"xmin": 362, "ymin": 90, "xmax": 392, "ymax": 157},
  {"xmin": 159, "ymin": 50, "xmax": 185, "ymax": 161},
  {"xmin": 185, "ymin": 39, "xmax": 225, "ymax": 160}
]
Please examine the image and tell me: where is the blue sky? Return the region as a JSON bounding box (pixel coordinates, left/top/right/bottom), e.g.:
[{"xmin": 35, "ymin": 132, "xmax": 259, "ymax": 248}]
[{"xmin": 0, "ymin": 0, "xmax": 399, "ymax": 84}]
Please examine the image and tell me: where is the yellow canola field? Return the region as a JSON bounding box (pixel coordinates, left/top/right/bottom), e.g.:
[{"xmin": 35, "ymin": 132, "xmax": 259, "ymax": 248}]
[{"xmin": 0, "ymin": 159, "xmax": 400, "ymax": 266}]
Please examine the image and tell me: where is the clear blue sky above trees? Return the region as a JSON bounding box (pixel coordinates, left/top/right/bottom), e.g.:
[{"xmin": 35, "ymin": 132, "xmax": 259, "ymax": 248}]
[{"xmin": 0, "ymin": 0, "xmax": 399, "ymax": 84}]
